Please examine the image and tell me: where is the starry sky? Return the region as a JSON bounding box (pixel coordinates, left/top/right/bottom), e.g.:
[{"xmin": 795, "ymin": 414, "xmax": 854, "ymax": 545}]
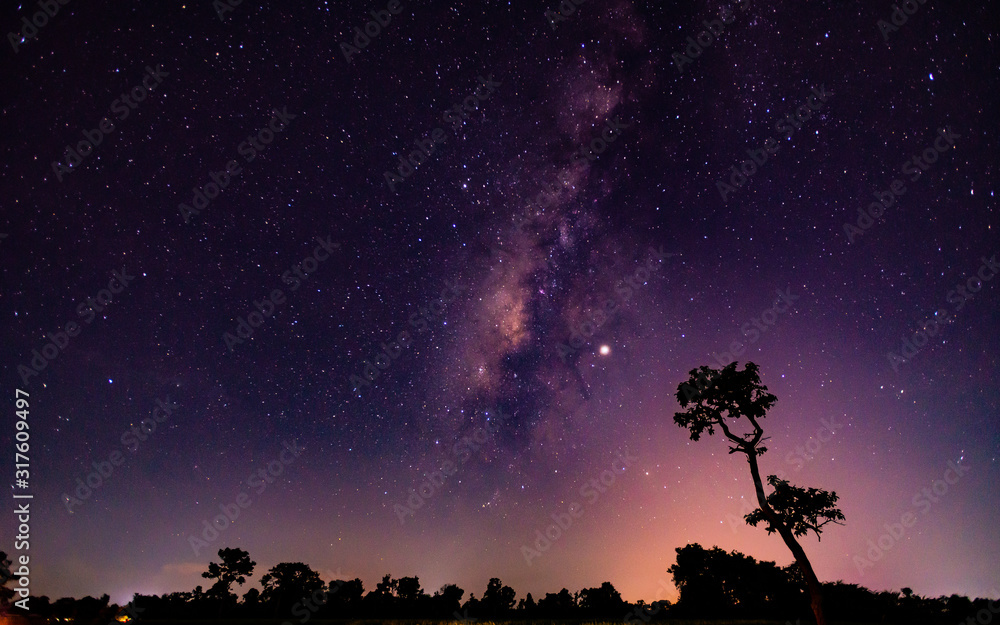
[{"xmin": 1, "ymin": 0, "xmax": 998, "ymax": 608}]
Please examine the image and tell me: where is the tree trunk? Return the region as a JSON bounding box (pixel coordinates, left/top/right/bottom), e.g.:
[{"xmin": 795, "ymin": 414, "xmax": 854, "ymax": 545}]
[{"xmin": 745, "ymin": 451, "xmax": 827, "ymax": 625}]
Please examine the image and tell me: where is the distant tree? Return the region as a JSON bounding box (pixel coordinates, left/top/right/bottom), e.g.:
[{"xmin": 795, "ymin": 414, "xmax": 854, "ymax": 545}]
[
  {"xmin": 28, "ymin": 596, "xmax": 52, "ymax": 618},
  {"xmin": 945, "ymin": 594, "xmax": 974, "ymax": 619},
  {"xmin": 674, "ymin": 362, "xmax": 844, "ymax": 625},
  {"xmin": 395, "ymin": 576, "xmax": 424, "ymax": 602},
  {"xmin": 202, "ymin": 547, "xmax": 255, "ymax": 611},
  {"xmin": 52, "ymin": 598, "xmax": 77, "ymax": 621},
  {"xmin": 668, "ymin": 543, "xmax": 805, "ymax": 618},
  {"xmin": 432, "ymin": 584, "xmax": 465, "ymax": 617},
  {"xmin": 649, "ymin": 598, "xmax": 673, "ymax": 620},
  {"xmin": 668, "ymin": 544, "xmax": 736, "ymax": 615},
  {"xmin": 326, "ymin": 578, "xmax": 364, "ymax": 616},
  {"xmin": 375, "ymin": 574, "xmax": 397, "ymax": 598},
  {"xmin": 393, "ymin": 576, "xmax": 429, "ymax": 616},
  {"xmin": 0, "ymin": 552, "xmax": 16, "ymax": 611},
  {"xmin": 74, "ymin": 595, "xmax": 111, "ymax": 621},
  {"xmin": 821, "ymin": 582, "xmax": 901, "ymax": 623},
  {"xmin": 480, "ymin": 578, "xmax": 516, "ymax": 616},
  {"xmin": 461, "ymin": 592, "xmax": 481, "ymax": 617},
  {"xmin": 537, "ymin": 588, "xmax": 576, "ymax": 617},
  {"xmin": 364, "ymin": 574, "xmax": 399, "ymax": 616},
  {"xmin": 577, "ymin": 581, "xmax": 627, "ymax": 618},
  {"xmin": 517, "ymin": 592, "xmax": 536, "ymax": 613},
  {"xmin": 260, "ymin": 563, "xmax": 324, "ymax": 615},
  {"xmin": 242, "ymin": 588, "xmax": 260, "ymax": 606}
]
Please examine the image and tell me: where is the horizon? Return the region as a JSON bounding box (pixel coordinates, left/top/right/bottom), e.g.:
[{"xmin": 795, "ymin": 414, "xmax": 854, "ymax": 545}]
[{"xmin": 26, "ymin": 542, "xmax": 1000, "ymax": 607}]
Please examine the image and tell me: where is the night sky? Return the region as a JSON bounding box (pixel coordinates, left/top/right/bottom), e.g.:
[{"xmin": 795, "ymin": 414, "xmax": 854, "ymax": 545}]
[{"xmin": 2, "ymin": 0, "xmax": 998, "ymax": 608}]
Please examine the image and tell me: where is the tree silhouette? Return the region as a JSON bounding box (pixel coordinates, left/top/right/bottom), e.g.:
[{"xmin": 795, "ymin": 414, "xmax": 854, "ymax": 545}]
[
  {"xmin": 364, "ymin": 574, "xmax": 399, "ymax": 615},
  {"xmin": 674, "ymin": 362, "xmax": 844, "ymax": 625},
  {"xmin": 432, "ymin": 583, "xmax": 464, "ymax": 618},
  {"xmin": 537, "ymin": 588, "xmax": 576, "ymax": 617},
  {"xmin": 393, "ymin": 576, "xmax": 428, "ymax": 615},
  {"xmin": 201, "ymin": 548, "xmax": 255, "ymax": 617},
  {"xmin": 202, "ymin": 548, "xmax": 255, "ymax": 603},
  {"xmin": 667, "ymin": 543, "xmax": 805, "ymax": 618},
  {"xmin": 517, "ymin": 592, "xmax": 536, "ymax": 613},
  {"xmin": 326, "ymin": 578, "xmax": 364, "ymax": 617},
  {"xmin": 395, "ymin": 576, "xmax": 424, "ymax": 603},
  {"xmin": 241, "ymin": 588, "xmax": 260, "ymax": 608},
  {"xmin": 577, "ymin": 581, "xmax": 627, "ymax": 618},
  {"xmin": 0, "ymin": 551, "xmax": 17, "ymax": 612},
  {"xmin": 460, "ymin": 592, "xmax": 480, "ymax": 617},
  {"xmin": 11, "ymin": 566, "xmax": 991, "ymax": 625},
  {"xmin": 373, "ymin": 573, "xmax": 397, "ymax": 600},
  {"xmin": 745, "ymin": 475, "xmax": 845, "ymax": 539},
  {"xmin": 480, "ymin": 578, "xmax": 516, "ymax": 616},
  {"xmin": 667, "ymin": 544, "xmax": 735, "ymax": 615},
  {"xmin": 259, "ymin": 563, "xmax": 324, "ymax": 615}
]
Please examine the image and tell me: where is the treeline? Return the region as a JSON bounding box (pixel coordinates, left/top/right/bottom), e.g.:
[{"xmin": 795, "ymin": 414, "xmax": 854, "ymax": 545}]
[
  {"xmin": 666, "ymin": 544, "xmax": 995, "ymax": 623},
  {"xmin": 4, "ymin": 545, "xmax": 996, "ymax": 624}
]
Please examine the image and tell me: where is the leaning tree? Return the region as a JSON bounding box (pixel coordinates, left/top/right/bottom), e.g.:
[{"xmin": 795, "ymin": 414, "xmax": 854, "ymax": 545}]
[{"xmin": 673, "ymin": 362, "xmax": 844, "ymax": 625}]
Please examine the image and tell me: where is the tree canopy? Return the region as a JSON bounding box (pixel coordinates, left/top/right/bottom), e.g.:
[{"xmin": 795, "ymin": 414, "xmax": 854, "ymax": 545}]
[{"xmin": 202, "ymin": 547, "xmax": 255, "ymax": 602}]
